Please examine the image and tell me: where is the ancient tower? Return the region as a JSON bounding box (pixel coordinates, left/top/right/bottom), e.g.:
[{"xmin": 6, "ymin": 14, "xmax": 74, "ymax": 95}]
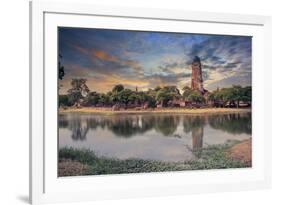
[{"xmin": 191, "ymin": 56, "xmax": 204, "ymax": 93}]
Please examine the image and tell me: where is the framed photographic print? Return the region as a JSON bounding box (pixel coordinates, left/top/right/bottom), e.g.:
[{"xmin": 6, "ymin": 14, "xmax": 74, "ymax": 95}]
[{"xmin": 30, "ymin": 1, "xmax": 272, "ymax": 204}]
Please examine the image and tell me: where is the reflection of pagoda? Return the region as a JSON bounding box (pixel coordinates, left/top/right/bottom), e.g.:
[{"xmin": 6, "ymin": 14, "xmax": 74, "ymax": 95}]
[
  {"xmin": 191, "ymin": 127, "xmax": 204, "ymax": 158},
  {"xmin": 192, "ymin": 127, "xmax": 203, "ymax": 150},
  {"xmin": 191, "ymin": 56, "xmax": 208, "ymax": 96}
]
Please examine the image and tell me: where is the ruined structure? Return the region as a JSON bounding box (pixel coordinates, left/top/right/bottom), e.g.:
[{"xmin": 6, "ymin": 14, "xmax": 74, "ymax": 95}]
[
  {"xmin": 191, "ymin": 56, "xmax": 204, "ymax": 92},
  {"xmin": 191, "ymin": 56, "xmax": 208, "ymax": 95}
]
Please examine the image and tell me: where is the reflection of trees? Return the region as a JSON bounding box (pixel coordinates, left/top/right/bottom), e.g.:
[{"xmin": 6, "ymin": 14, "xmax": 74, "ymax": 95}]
[
  {"xmin": 208, "ymin": 113, "xmax": 251, "ymax": 134},
  {"xmin": 105, "ymin": 115, "xmax": 180, "ymax": 137},
  {"xmin": 106, "ymin": 115, "xmax": 154, "ymax": 138},
  {"xmin": 154, "ymin": 115, "xmax": 180, "ymax": 136},
  {"xmin": 106, "ymin": 115, "xmax": 180, "ymax": 137},
  {"xmin": 85, "ymin": 117, "xmax": 99, "ymax": 129},
  {"xmin": 59, "ymin": 113, "xmax": 251, "ymax": 142},
  {"xmin": 59, "ymin": 114, "xmax": 182, "ymax": 138},
  {"xmin": 86, "ymin": 115, "xmax": 181, "ymax": 138},
  {"xmin": 183, "ymin": 116, "xmax": 205, "ymax": 134},
  {"xmin": 58, "ymin": 114, "xmax": 69, "ymax": 128},
  {"xmin": 68, "ymin": 118, "xmax": 89, "ymax": 141}
]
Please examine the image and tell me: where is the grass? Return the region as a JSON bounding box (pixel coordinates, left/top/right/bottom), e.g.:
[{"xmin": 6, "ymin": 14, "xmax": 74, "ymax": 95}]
[
  {"xmin": 59, "ymin": 142, "xmax": 248, "ymax": 176},
  {"xmin": 187, "ymin": 143, "xmax": 245, "ymax": 170}
]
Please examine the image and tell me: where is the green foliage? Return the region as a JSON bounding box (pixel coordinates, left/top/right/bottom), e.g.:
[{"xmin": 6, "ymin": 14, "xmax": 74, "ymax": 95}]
[
  {"xmin": 112, "ymin": 84, "xmax": 124, "ymax": 93},
  {"xmin": 154, "ymin": 86, "xmax": 161, "ymax": 92},
  {"xmin": 182, "ymin": 86, "xmax": 192, "ymax": 99},
  {"xmin": 59, "ymin": 95, "xmax": 71, "ymax": 106},
  {"xmin": 145, "ymin": 94, "xmax": 156, "ymax": 107},
  {"xmin": 156, "ymin": 89, "xmax": 173, "ymax": 104},
  {"xmin": 128, "ymin": 92, "xmax": 139, "ymax": 103},
  {"xmin": 155, "ymin": 86, "xmax": 181, "ymax": 106},
  {"xmin": 58, "ymin": 54, "xmax": 65, "ymax": 80},
  {"xmin": 61, "ymin": 79, "xmax": 251, "ymax": 108},
  {"xmin": 208, "ymin": 85, "xmax": 252, "ymax": 107},
  {"xmin": 59, "ymin": 143, "xmax": 247, "ymax": 176},
  {"xmin": 187, "ymin": 90, "xmax": 205, "ymax": 103},
  {"xmin": 117, "ymin": 89, "xmax": 133, "ymax": 105},
  {"xmin": 67, "ymin": 79, "xmax": 90, "ymax": 105},
  {"xmin": 186, "ymin": 143, "xmax": 245, "ymax": 170},
  {"xmin": 85, "ymin": 92, "xmax": 100, "ymax": 106},
  {"xmin": 240, "ymin": 86, "xmax": 252, "ymax": 104},
  {"xmin": 99, "ymin": 93, "xmax": 111, "ymax": 105}
]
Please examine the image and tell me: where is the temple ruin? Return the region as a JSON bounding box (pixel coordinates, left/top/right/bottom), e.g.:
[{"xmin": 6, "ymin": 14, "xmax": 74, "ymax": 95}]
[{"xmin": 191, "ymin": 56, "xmax": 208, "ymax": 95}]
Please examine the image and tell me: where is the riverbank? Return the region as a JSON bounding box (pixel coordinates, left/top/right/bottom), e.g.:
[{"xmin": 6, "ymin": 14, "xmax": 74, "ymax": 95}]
[
  {"xmin": 59, "ymin": 107, "xmax": 251, "ymax": 115},
  {"xmin": 227, "ymin": 138, "xmax": 252, "ymax": 166},
  {"xmin": 58, "ymin": 141, "xmax": 250, "ymax": 177}
]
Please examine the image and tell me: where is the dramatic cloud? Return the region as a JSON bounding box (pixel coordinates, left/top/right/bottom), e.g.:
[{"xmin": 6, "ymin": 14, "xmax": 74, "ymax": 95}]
[{"xmin": 59, "ymin": 27, "xmax": 251, "ymax": 94}]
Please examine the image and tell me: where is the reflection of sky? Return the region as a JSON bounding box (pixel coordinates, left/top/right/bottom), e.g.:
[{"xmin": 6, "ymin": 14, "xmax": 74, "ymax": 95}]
[
  {"xmin": 59, "ymin": 27, "xmax": 252, "ymax": 93},
  {"xmin": 59, "ymin": 128, "xmax": 195, "ymax": 162},
  {"xmin": 59, "ymin": 115, "xmax": 251, "ymax": 162}
]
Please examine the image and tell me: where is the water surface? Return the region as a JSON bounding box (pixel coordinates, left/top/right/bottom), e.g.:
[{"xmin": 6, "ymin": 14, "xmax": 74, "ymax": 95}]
[{"xmin": 59, "ymin": 113, "xmax": 251, "ymax": 162}]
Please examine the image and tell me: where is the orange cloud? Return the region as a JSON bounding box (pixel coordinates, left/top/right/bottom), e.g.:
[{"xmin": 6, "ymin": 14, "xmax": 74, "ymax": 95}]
[
  {"xmin": 72, "ymin": 44, "xmax": 142, "ymax": 73},
  {"xmin": 73, "ymin": 46, "xmax": 119, "ymax": 63},
  {"xmin": 93, "ymin": 50, "xmax": 118, "ymax": 62}
]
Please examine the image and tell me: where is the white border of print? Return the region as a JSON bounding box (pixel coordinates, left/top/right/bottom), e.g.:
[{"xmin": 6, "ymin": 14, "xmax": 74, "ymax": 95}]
[{"xmin": 30, "ymin": 1, "xmax": 272, "ymax": 204}]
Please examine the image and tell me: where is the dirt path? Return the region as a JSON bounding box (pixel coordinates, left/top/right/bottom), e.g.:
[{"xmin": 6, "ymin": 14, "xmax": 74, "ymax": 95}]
[
  {"xmin": 58, "ymin": 159, "xmax": 89, "ymax": 176},
  {"xmin": 227, "ymin": 139, "xmax": 252, "ymax": 166},
  {"xmin": 59, "ymin": 107, "xmax": 251, "ymax": 115}
]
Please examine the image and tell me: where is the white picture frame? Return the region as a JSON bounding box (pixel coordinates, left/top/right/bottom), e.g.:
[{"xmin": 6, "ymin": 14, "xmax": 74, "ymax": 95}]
[{"xmin": 30, "ymin": 1, "xmax": 272, "ymax": 204}]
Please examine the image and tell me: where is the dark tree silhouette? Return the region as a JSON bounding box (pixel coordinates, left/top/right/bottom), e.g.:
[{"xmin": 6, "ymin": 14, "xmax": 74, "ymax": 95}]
[{"xmin": 58, "ymin": 54, "xmax": 65, "ymax": 80}]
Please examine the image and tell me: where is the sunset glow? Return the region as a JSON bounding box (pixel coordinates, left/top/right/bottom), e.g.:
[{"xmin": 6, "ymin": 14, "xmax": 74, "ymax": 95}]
[{"xmin": 58, "ymin": 27, "xmax": 251, "ymax": 94}]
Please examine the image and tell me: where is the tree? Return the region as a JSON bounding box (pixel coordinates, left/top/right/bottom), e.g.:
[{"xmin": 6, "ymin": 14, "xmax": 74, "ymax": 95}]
[
  {"xmin": 182, "ymin": 86, "xmax": 192, "ymax": 99},
  {"xmin": 155, "ymin": 86, "xmax": 181, "ymax": 107},
  {"xmin": 208, "ymin": 88, "xmax": 224, "ymax": 107},
  {"xmin": 117, "ymin": 89, "xmax": 133, "ymax": 105},
  {"xmin": 220, "ymin": 88, "xmax": 235, "ymax": 106},
  {"xmin": 163, "ymin": 86, "xmax": 181, "ymax": 96},
  {"xmin": 58, "ymin": 54, "xmax": 65, "ymax": 80},
  {"xmin": 242, "ymin": 86, "xmax": 252, "ymax": 106},
  {"xmin": 145, "ymin": 90, "xmax": 157, "ymax": 107},
  {"xmin": 59, "ymin": 95, "xmax": 71, "ymax": 107},
  {"xmin": 67, "ymin": 79, "xmax": 90, "ymax": 106},
  {"xmin": 187, "ymin": 90, "xmax": 205, "ymax": 104},
  {"xmin": 231, "ymin": 85, "xmax": 244, "ymax": 108},
  {"xmin": 147, "ymin": 89, "xmax": 157, "ymax": 98},
  {"xmin": 156, "ymin": 89, "xmax": 173, "ymax": 107},
  {"xmin": 208, "ymin": 86, "xmax": 252, "ymax": 108},
  {"xmin": 85, "ymin": 92, "xmax": 100, "ymax": 106},
  {"xmin": 98, "ymin": 93, "xmax": 111, "ymax": 106},
  {"xmin": 154, "ymin": 86, "xmax": 161, "ymax": 92},
  {"xmin": 112, "ymin": 84, "xmax": 124, "ymax": 93},
  {"xmin": 137, "ymin": 91, "xmax": 147, "ymax": 104},
  {"xmin": 128, "ymin": 92, "xmax": 139, "ymax": 105}
]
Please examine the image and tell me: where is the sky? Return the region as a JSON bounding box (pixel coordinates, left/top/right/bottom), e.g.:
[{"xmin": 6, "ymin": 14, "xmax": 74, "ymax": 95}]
[{"xmin": 58, "ymin": 27, "xmax": 252, "ymax": 94}]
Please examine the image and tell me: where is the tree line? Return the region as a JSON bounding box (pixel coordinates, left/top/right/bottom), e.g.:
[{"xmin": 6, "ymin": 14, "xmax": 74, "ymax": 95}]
[{"xmin": 59, "ymin": 78, "xmax": 251, "ymax": 108}]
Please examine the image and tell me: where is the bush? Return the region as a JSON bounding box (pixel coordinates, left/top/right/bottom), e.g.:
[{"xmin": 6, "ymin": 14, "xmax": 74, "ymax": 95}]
[{"xmin": 59, "ymin": 95, "xmax": 72, "ymax": 107}]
